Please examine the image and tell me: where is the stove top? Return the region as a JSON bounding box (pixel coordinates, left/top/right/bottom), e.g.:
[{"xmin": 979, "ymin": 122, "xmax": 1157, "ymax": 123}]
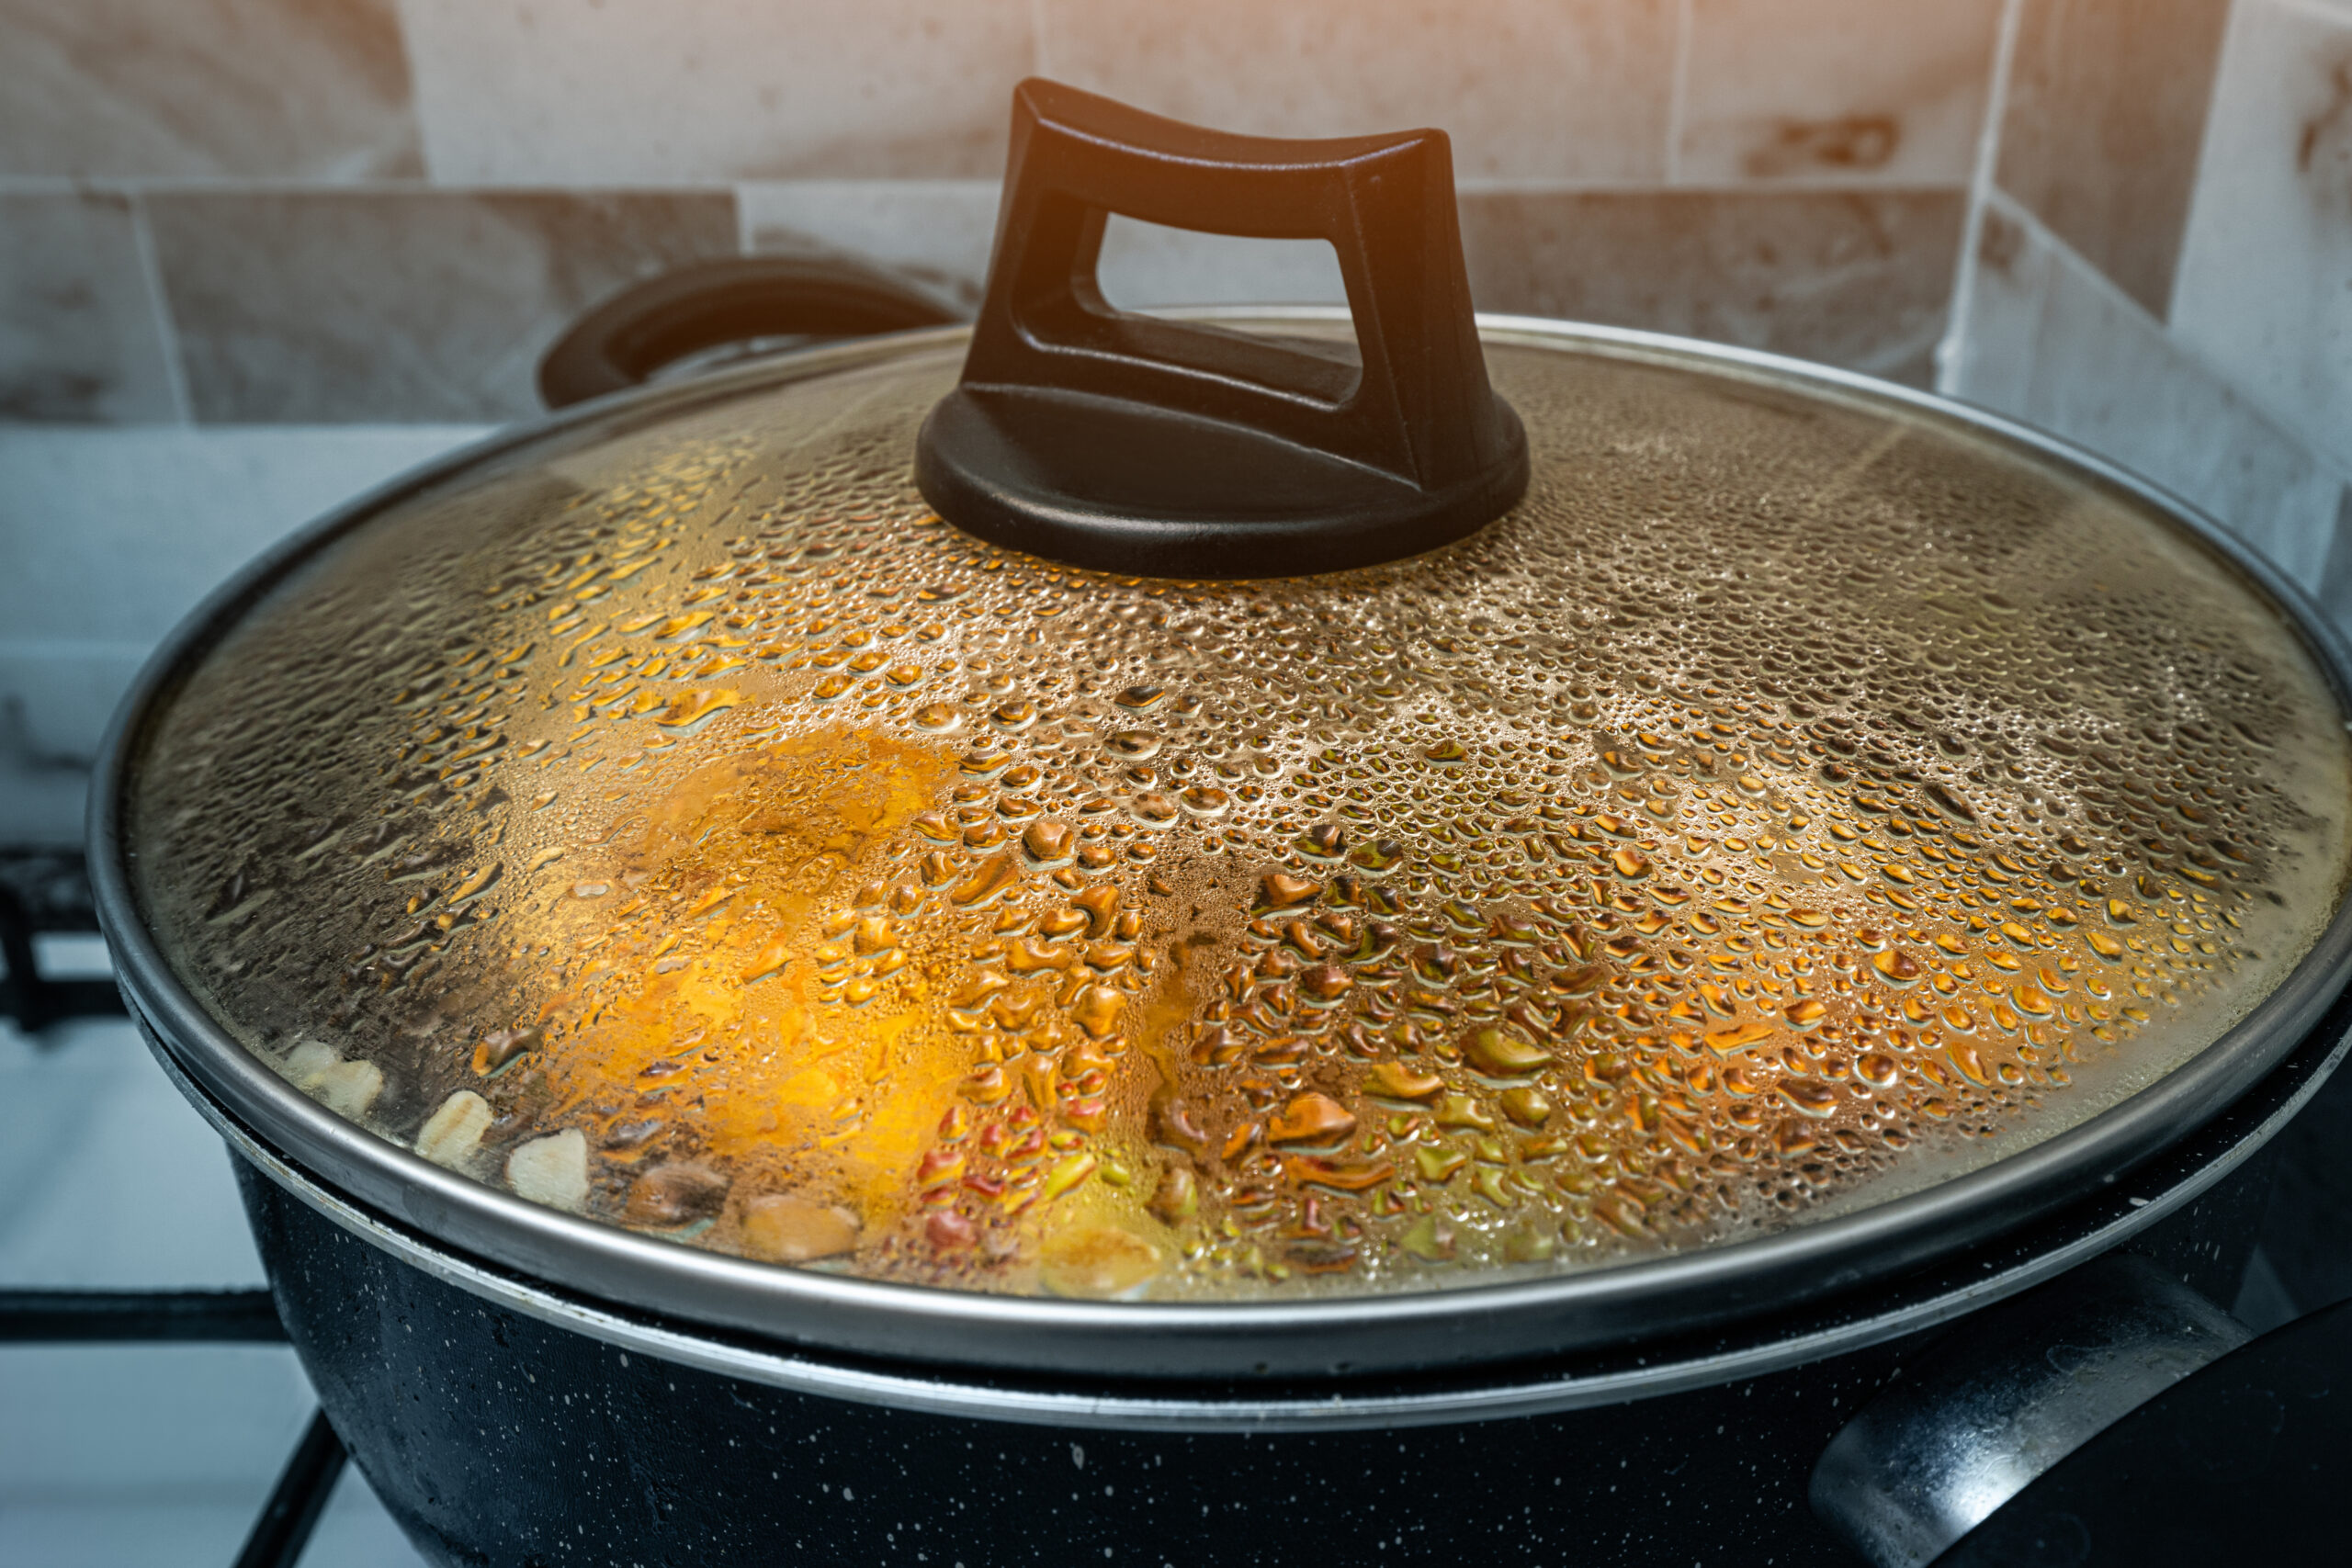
[{"xmin": 0, "ymin": 845, "xmax": 426, "ymax": 1567}]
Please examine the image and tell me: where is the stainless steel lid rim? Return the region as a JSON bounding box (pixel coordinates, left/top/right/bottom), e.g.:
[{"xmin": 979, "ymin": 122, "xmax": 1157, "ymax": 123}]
[
  {"xmin": 137, "ymin": 977, "xmax": 2352, "ymax": 1432},
  {"xmin": 91, "ymin": 313, "xmax": 2352, "ymax": 1382}
]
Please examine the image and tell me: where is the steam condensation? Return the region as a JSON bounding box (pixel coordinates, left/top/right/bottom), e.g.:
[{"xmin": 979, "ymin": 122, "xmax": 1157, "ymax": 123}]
[{"xmin": 130, "ymin": 330, "xmax": 2352, "ymax": 1302}]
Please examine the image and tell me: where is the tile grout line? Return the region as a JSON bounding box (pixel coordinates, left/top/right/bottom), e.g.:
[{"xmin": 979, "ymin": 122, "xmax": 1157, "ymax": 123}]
[
  {"xmin": 389, "ymin": 0, "xmax": 437, "ymax": 187},
  {"xmin": 733, "ymin": 184, "xmax": 758, "ymax": 255},
  {"xmin": 0, "ymin": 637, "xmax": 164, "ymax": 660},
  {"xmin": 1450, "ymin": 176, "xmax": 1972, "ymax": 196},
  {"xmin": 2162, "ymin": 0, "xmax": 2253, "ymax": 325},
  {"xmin": 1663, "ymin": 0, "xmax": 1695, "ymax": 186},
  {"xmin": 1027, "ymin": 0, "xmax": 1054, "ymax": 80},
  {"xmin": 1936, "ymin": 0, "xmax": 2026, "ymax": 399},
  {"xmin": 124, "ymin": 191, "xmax": 194, "ymax": 427}
]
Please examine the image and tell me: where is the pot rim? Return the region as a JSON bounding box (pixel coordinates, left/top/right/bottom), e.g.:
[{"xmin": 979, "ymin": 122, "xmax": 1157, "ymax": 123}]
[{"xmin": 90, "ymin": 310, "xmax": 2352, "ymax": 1382}]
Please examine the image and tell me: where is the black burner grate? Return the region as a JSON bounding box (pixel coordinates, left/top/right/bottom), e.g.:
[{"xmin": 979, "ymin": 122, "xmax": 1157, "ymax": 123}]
[
  {"xmin": 0, "ymin": 850, "xmax": 128, "ymax": 1032},
  {"xmin": 5, "ymin": 848, "xmax": 332, "ymax": 1563},
  {"xmin": 0, "ymin": 1286, "xmax": 342, "ymax": 1567}
]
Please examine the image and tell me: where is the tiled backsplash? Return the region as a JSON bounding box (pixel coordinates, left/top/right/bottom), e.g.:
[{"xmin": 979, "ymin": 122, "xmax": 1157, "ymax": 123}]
[
  {"xmin": 147, "ymin": 188, "xmax": 739, "ymax": 423},
  {"xmin": 1948, "ymin": 0, "xmax": 2352, "ymax": 604},
  {"xmin": 0, "ymin": 423, "xmax": 488, "ymax": 842},
  {"xmin": 4, "ymin": 0, "xmax": 2351, "ymax": 775},
  {"xmin": 0, "ymin": 0, "xmax": 2001, "ymax": 430},
  {"xmin": 1992, "ymin": 0, "xmax": 2233, "ymax": 318}
]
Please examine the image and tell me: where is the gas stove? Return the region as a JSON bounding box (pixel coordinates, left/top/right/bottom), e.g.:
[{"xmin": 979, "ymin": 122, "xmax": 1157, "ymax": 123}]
[{"xmin": 0, "ymin": 846, "xmax": 425, "ymax": 1567}]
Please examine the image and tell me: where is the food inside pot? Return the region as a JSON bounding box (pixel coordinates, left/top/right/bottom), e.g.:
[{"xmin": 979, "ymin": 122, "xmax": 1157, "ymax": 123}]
[{"xmin": 130, "ymin": 330, "xmax": 2352, "ymax": 1301}]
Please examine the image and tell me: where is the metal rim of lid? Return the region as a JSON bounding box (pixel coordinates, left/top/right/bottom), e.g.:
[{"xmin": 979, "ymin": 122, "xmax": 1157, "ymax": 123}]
[{"xmin": 89, "ymin": 310, "xmax": 2352, "ymax": 1385}]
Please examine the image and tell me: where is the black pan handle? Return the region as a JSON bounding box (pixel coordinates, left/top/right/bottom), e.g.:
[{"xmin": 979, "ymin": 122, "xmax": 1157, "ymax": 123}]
[
  {"xmin": 1811, "ymin": 1253, "xmax": 2259, "ymax": 1565},
  {"xmin": 537, "ymin": 254, "xmax": 966, "ymax": 411},
  {"xmin": 914, "ymin": 77, "xmax": 1527, "ymax": 579}
]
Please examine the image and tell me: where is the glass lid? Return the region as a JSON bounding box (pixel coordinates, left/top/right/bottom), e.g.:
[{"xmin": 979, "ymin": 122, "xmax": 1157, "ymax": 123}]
[{"xmin": 124, "ymin": 316, "xmax": 2352, "ymax": 1304}]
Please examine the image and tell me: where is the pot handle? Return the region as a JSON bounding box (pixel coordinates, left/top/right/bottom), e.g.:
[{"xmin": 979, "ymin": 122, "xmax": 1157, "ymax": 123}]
[
  {"xmin": 537, "ymin": 254, "xmax": 966, "ymax": 411},
  {"xmin": 913, "ymin": 77, "xmax": 1527, "ymax": 579},
  {"xmin": 1809, "ymin": 1253, "xmax": 2255, "ymax": 1566}
]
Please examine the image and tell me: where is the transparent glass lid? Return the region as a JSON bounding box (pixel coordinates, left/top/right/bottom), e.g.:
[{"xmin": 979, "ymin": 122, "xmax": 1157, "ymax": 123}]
[{"xmin": 128, "ymin": 323, "xmax": 2352, "ymax": 1303}]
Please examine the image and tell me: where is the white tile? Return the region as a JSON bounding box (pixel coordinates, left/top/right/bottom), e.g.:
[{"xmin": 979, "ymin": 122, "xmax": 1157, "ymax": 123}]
[
  {"xmin": 0, "ymin": 1346, "xmax": 424, "ymax": 1565},
  {"xmin": 147, "ymin": 189, "xmax": 738, "ymax": 423},
  {"xmin": 2316, "ymin": 487, "xmax": 2352, "ymax": 631},
  {"xmin": 1942, "ymin": 204, "xmax": 2052, "ymax": 415},
  {"xmin": 0, "ymin": 1495, "xmax": 270, "ymax": 1568},
  {"xmin": 2170, "ymin": 0, "xmax": 2352, "ymax": 479},
  {"xmin": 0, "ymin": 1344, "xmax": 312, "ymax": 1497},
  {"xmin": 0, "ymin": 1018, "xmax": 429, "ymax": 1563},
  {"xmin": 398, "ymin": 0, "xmax": 1037, "ymax": 182},
  {"xmin": 1460, "ymin": 187, "xmax": 1963, "ymax": 384},
  {"xmin": 0, "ymin": 1020, "xmax": 265, "ymax": 1290},
  {"xmin": 1095, "ymin": 219, "xmax": 1349, "ymax": 310},
  {"xmin": 0, "ymin": 1450, "xmax": 429, "ymax": 1568},
  {"xmin": 0, "ymin": 192, "xmax": 179, "ymax": 422},
  {"xmin": 1677, "ymin": 0, "xmax": 2003, "ymax": 184},
  {"xmin": 1990, "ymin": 0, "xmax": 2237, "ymax": 318},
  {"xmin": 306, "ymin": 1468, "xmax": 435, "ymax": 1567},
  {"xmin": 744, "ymin": 183, "xmax": 1355, "ymax": 314},
  {"xmin": 30, "ymin": 931, "xmax": 115, "ymax": 981},
  {"xmin": 1035, "ymin": 0, "xmax": 1679, "ymax": 183},
  {"xmin": 1951, "ymin": 194, "xmax": 2346, "ymax": 588},
  {"xmin": 0, "ymin": 424, "xmax": 488, "ymax": 759},
  {"xmin": 0, "ymin": 641, "xmax": 150, "ymax": 773},
  {"xmin": 0, "ymin": 0, "xmax": 420, "ymax": 181},
  {"xmin": 741, "ymin": 180, "xmax": 1001, "ymax": 310},
  {"xmin": 0, "ymin": 753, "xmax": 88, "ymax": 850}
]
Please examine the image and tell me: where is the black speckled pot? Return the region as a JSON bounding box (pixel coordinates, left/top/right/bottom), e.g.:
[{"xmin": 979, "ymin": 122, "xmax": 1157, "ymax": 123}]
[{"xmin": 234, "ymin": 1114, "xmax": 2289, "ymax": 1568}]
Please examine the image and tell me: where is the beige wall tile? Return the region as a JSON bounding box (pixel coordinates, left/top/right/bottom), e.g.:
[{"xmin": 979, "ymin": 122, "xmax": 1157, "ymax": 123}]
[
  {"xmin": 0, "ymin": 192, "xmax": 178, "ymax": 423},
  {"xmin": 398, "ymin": 0, "xmax": 1036, "ymax": 182},
  {"xmin": 2170, "ymin": 0, "xmax": 2352, "ymax": 479},
  {"xmin": 1035, "ymin": 0, "xmax": 1676, "ymax": 182},
  {"xmin": 1676, "ymin": 0, "xmax": 2001, "ymax": 185},
  {"xmin": 0, "ymin": 0, "xmax": 419, "ymax": 180},
  {"xmin": 146, "ymin": 190, "xmax": 739, "ymax": 423},
  {"xmin": 1995, "ymin": 0, "xmax": 2233, "ymax": 317},
  {"xmin": 1953, "ymin": 194, "xmax": 2344, "ymax": 589},
  {"xmin": 1459, "ymin": 188, "xmax": 1963, "ymax": 385},
  {"xmin": 744, "ymin": 182, "xmax": 1353, "ymax": 312}
]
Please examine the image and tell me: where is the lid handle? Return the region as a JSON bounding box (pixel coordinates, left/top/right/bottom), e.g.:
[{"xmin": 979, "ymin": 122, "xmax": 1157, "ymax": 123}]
[{"xmin": 914, "ymin": 79, "xmax": 1528, "ymax": 579}]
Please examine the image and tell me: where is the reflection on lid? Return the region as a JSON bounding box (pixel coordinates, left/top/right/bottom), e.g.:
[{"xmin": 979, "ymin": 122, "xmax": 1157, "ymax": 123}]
[{"xmin": 130, "ymin": 333, "xmax": 2352, "ymax": 1302}]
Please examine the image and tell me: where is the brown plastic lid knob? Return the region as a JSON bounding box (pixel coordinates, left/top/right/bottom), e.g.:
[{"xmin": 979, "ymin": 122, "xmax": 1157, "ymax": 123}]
[{"xmin": 915, "ymin": 78, "xmax": 1529, "ymax": 579}]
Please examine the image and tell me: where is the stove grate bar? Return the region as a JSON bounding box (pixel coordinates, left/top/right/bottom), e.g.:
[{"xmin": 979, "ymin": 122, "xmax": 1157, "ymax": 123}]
[
  {"xmin": 233, "ymin": 1408, "xmax": 346, "ymax": 1568},
  {"xmin": 0, "ymin": 853, "xmax": 127, "ymax": 1032},
  {"xmin": 0, "ymin": 1287, "xmax": 288, "ymax": 1342}
]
